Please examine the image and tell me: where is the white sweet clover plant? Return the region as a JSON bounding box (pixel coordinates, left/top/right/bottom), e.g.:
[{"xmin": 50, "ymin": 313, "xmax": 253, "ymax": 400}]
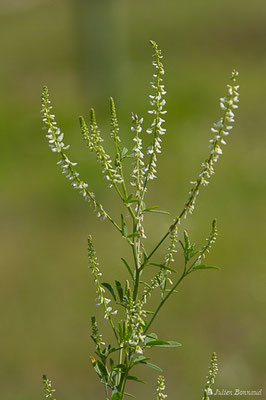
[{"xmin": 41, "ymin": 40, "xmax": 239, "ymax": 399}]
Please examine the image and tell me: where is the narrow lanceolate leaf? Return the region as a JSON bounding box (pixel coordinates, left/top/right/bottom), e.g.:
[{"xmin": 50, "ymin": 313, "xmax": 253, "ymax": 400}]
[
  {"xmin": 193, "ymin": 264, "xmax": 220, "ymax": 271},
  {"xmin": 140, "ymin": 361, "xmax": 163, "ymax": 372},
  {"xmin": 121, "ymin": 258, "xmax": 134, "ymax": 280},
  {"xmin": 143, "ymin": 208, "xmax": 170, "ymax": 215},
  {"xmin": 149, "ymin": 263, "xmax": 177, "ymax": 273},
  {"xmin": 132, "ymin": 356, "xmax": 150, "ymax": 365},
  {"xmin": 124, "ymin": 393, "xmax": 136, "ymax": 398},
  {"xmin": 127, "ymin": 375, "xmax": 146, "ymax": 384},
  {"xmin": 115, "ymin": 280, "xmax": 124, "ymax": 302},
  {"xmin": 145, "ymin": 340, "xmax": 181, "ymax": 348},
  {"xmin": 101, "ymin": 282, "xmax": 117, "ymax": 301}
]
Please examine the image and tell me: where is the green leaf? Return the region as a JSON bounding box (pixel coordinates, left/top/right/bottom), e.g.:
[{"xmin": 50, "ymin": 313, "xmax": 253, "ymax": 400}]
[
  {"xmin": 132, "ymin": 356, "xmax": 150, "ymax": 365},
  {"xmin": 121, "ymin": 214, "xmax": 128, "ymax": 237},
  {"xmin": 91, "ymin": 358, "xmax": 108, "ymax": 380},
  {"xmin": 124, "ymin": 194, "xmax": 139, "ymax": 204},
  {"xmin": 127, "ymin": 375, "xmax": 146, "ymax": 384},
  {"xmin": 144, "ymin": 333, "xmax": 158, "ymax": 345},
  {"xmin": 96, "ymin": 360, "xmax": 108, "ymax": 379},
  {"xmin": 145, "ymin": 340, "xmax": 182, "ymax": 348},
  {"xmin": 118, "ymin": 322, "xmax": 124, "ymax": 341},
  {"xmin": 145, "ymin": 310, "xmax": 155, "ymax": 315},
  {"xmin": 127, "ymin": 232, "xmax": 140, "ymax": 238},
  {"xmin": 109, "ymin": 347, "xmax": 123, "ymax": 354},
  {"xmin": 146, "ymin": 332, "xmax": 158, "ymax": 339},
  {"xmin": 184, "ymin": 230, "xmax": 190, "ymax": 250},
  {"xmin": 101, "ymin": 282, "xmax": 116, "ymax": 302},
  {"xmin": 193, "ymin": 264, "xmax": 220, "ymax": 271},
  {"xmin": 111, "ymin": 391, "xmax": 122, "ymax": 400},
  {"xmin": 121, "ymin": 147, "xmax": 128, "ymax": 159},
  {"xmin": 121, "ymin": 258, "xmax": 134, "ymax": 280},
  {"xmin": 115, "ymin": 280, "xmax": 124, "ymax": 302},
  {"xmin": 179, "ymin": 240, "xmax": 185, "ymax": 250},
  {"xmin": 144, "ymin": 208, "xmax": 170, "ymax": 215},
  {"xmin": 149, "ymin": 263, "xmax": 177, "ymax": 273},
  {"xmin": 194, "ymin": 257, "xmax": 202, "ymax": 267},
  {"xmin": 182, "ymin": 231, "xmax": 198, "ymax": 261},
  {"xmin": 165, "ymin": 289, "xmax": 178, "ymax": 293},
  {"xmin": 143, "ymin": 205, "xmax": 158, "ymax": 210},
  {"xmin": 140, "ymin": 361, "xmax": 163, "ymax": 372},
  {"xmin": 124, "ymin": 393, "xmax": 136, "ymax": 398},
  {"xmin": 114, "ymin": 363, "xmax": 126, "ymax": 371}
]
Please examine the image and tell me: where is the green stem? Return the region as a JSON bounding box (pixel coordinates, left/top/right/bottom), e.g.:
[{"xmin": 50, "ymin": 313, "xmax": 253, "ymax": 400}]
[
  {"xmin": 116, "ymin": 343, "xmax": 124, "ymax": 387},
  {"xmin": 109, "ymin": 319, "xmax": 119, "ymax": 343},
  {"xmin": 119, "ymin": 350, "xmax": 130, "ymax": 399},
  {"xmin": 144, "ymin": 271, "xmax": 187, "ymax": 334},
  {"xmin": 104, "ymin": 380, "xmax": 109, "ymax": 400},
  {"xmin": 143, "ymin": 102, "xmax": 231, "ymax": 263},
  {"xmin": 133, "ymin": 268, "xmax": 140, "ymax": 301},
  {"xmin": 132, "ymin": 236, "xmax": 141, "ymax": 300}
]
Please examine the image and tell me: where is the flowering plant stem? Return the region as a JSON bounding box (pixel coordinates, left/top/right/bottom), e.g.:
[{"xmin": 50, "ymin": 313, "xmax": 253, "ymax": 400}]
[{"xmin": 41, "ymin": 40, "xmax": 239, "ymax": 400}]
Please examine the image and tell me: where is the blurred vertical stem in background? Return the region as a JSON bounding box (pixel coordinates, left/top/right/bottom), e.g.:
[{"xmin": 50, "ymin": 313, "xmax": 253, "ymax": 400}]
[{"xmin": 72, "ymin": 0, "xmax": 129, "ymax": 102}]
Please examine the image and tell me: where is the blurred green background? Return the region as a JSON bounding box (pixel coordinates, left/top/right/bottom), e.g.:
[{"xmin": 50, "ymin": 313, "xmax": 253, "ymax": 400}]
[{"xmin": 1, "ymin": 0, "xmax": 266, "ymax": 399}]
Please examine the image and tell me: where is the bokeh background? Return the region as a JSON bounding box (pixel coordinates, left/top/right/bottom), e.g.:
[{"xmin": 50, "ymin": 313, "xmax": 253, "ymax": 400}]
[{"xmin": 1, "ymin": 0, "xmax": 266, "ymax": 399}]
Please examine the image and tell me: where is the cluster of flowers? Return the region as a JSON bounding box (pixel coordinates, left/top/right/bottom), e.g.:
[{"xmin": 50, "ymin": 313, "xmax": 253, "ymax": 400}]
[
  {"xmin": 88, "ymin": 236, "xmax": 117, "ymax": 320},
  {"xmin": 199, "ymin": 219, "xmax": 218, "ymax": 261},
  {"xmin": 130, "ymin": 113, "xmax": 147, "ymax": 239},
  {"xmin": 110, "ymin": 97, "xmax": 124, "ymax": 185},
  {"xmin": 145, "ymin": 40, "xmax": 167, "ymax": 181},
  {"xmin": 42, "ymin": 375, "xmax": 56, "ymax": 400},
  {"xmin": 41, "ymin": 87, "xmax": 107, "ymax": 220},
  {"xmin": 202, "ymin": 353, "xmax": 218, "ymax": 400},
  {"xmin": 127, "ymin": 299, "xmax": 147, "ymax": 354},
  {"xmin": 159, "ymin": 224, "xmax": 179, "ymax": 290},
  {"xmin": 91, "ymin": 316, "xmax": 105, "ymax": 347},
  {"xmin": 130, "ymin": 113, "xmax": 145, "ymax": 197},
  {"xmin": 80, "ymin": 109, "xmax": 122, "ymax": 189},
  {"xmin": 184, "ymin": 70, "xmax": 239, "ymax": 218},
  {"xmin": 164, "ymin": 225, "xmax": 178, "ymax": 266},
  {"xmin": 156, "ymin": 375, "xmax": 167, "ymax": 400},
  {"xmin": 142, "ymin": 275, "xmax": 160, "ymax": 304}
]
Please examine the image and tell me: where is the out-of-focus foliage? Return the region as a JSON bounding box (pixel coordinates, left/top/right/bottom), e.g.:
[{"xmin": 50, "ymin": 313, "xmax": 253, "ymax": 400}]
[{"xmin": 1, "ymin": 1, "xmax": 266, "ymax": 399}]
